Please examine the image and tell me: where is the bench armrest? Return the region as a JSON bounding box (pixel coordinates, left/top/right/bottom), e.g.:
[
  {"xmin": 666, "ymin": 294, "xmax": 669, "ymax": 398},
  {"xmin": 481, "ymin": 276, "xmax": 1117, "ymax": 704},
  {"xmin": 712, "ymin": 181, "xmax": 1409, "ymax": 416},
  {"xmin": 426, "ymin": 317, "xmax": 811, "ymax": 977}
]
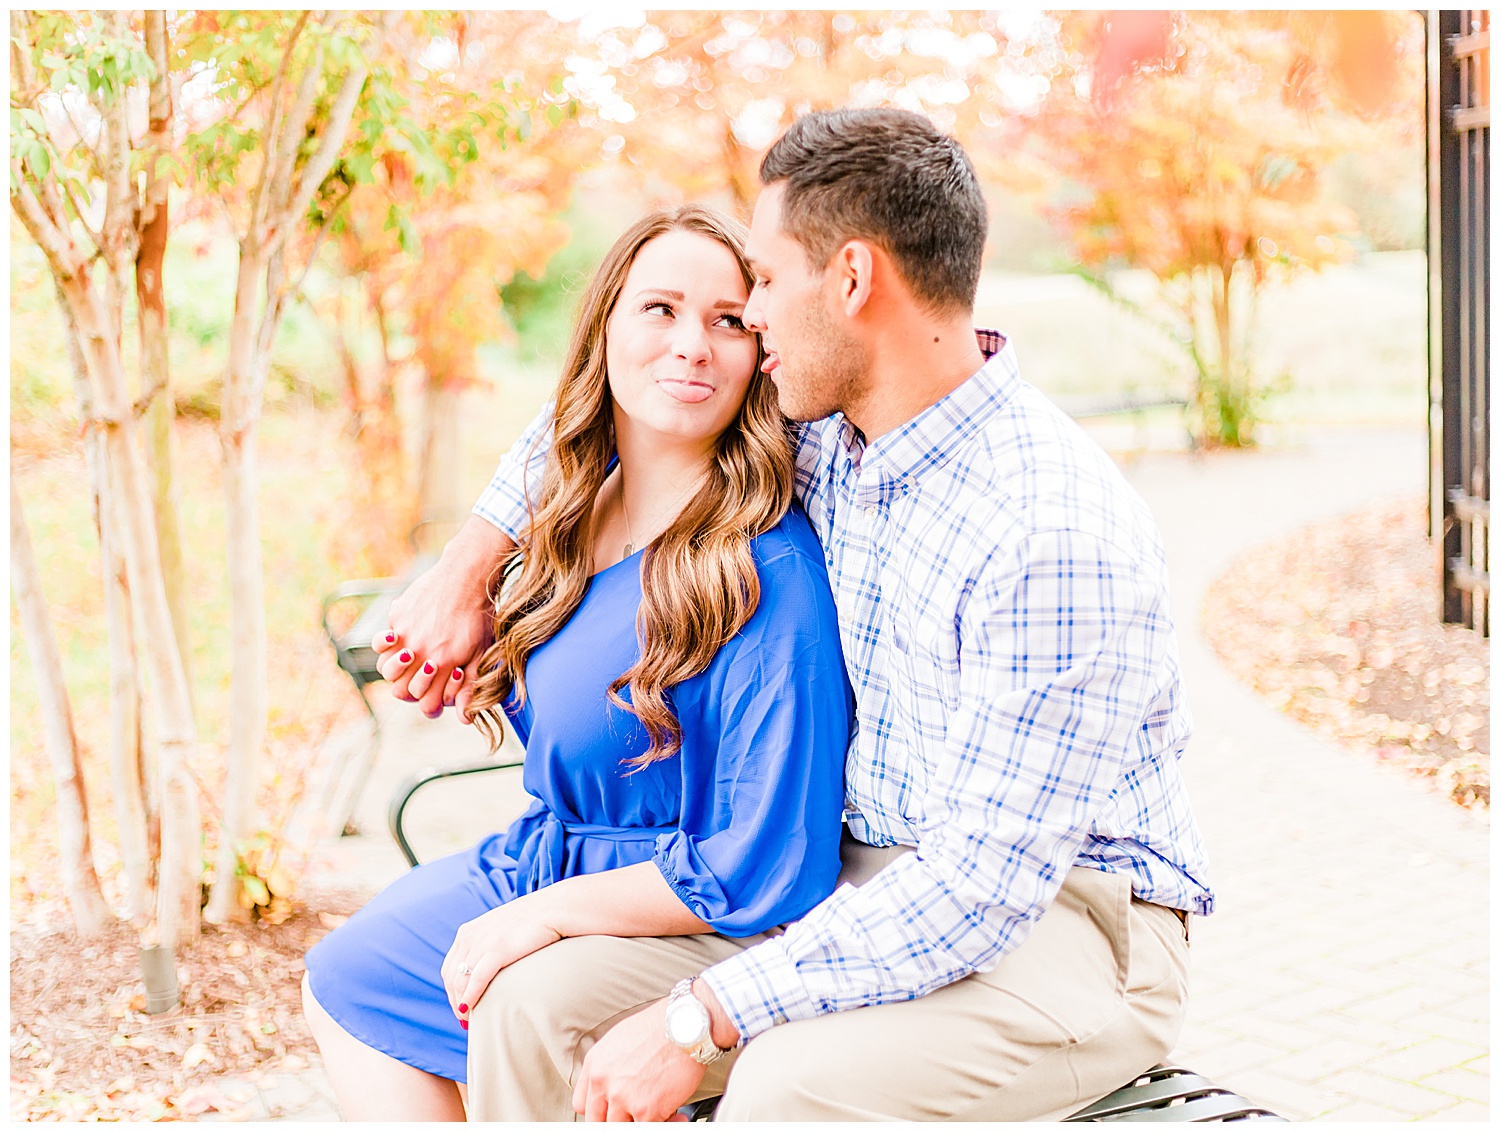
[{"xmin": 388, "ymin": 757, "xmax": 526, "ymax": 868}]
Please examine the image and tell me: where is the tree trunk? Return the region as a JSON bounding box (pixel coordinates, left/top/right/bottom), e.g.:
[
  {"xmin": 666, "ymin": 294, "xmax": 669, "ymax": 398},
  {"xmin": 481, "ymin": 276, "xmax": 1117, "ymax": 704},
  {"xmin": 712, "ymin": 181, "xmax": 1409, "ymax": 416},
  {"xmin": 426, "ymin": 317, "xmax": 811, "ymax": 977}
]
[
  {"xmin": 203, "ymin": 31, "xmax": 376, "ymax": 920},
  {"xmin": 1213, "ymin": 262, "xmax": 1234, "ymax": 392},
  {"xmin": 13, "ymin": 6, "xmax": 200, "ymax": 949},
  {"xmin": 57, "ymin": 267, "xmax": 203, "ymax": 948},
  {"xmin": 138, "ymin": 8, "xmax": 193, "ymax": 713},
  {"xmin": 10, "ymin": 479, "xmax": 114, "ymax": 939},
  {"xmin": 60, "ymin": 279, "xmax": 154, "ymax": 924},
  {"xmin": 417, "ymin": 378, "xmax": 463, "ymax": 522},
  {"xmin": 205, "ymin": 250, "xmax": 272, "ymax": 924}
]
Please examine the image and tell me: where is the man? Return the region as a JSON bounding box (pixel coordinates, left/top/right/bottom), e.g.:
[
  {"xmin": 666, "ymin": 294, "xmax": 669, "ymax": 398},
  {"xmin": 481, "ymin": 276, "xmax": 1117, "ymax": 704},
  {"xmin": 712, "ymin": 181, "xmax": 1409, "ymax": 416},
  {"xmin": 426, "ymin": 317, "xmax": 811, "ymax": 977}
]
[{"xmin": 378, "ymin": 108, "xmax": 1214, "ymax": 1121}]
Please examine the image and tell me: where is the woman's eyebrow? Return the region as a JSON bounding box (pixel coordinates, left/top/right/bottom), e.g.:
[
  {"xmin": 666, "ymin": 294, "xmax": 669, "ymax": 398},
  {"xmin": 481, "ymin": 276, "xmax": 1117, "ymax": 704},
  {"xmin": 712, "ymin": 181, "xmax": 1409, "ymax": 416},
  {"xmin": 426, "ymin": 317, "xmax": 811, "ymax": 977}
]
[{"xmin": 633, "ymin": 287, "xmax": 743, "ymax": 311}]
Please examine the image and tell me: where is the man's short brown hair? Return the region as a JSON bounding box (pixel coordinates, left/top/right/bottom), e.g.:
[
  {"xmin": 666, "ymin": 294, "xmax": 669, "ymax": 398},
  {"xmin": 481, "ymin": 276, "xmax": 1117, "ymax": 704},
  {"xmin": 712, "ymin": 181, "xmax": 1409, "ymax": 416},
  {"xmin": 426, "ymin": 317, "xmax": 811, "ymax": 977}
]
[{"xmin": 759, "ymin": 108, "xmax": 988, "ymax": 312}]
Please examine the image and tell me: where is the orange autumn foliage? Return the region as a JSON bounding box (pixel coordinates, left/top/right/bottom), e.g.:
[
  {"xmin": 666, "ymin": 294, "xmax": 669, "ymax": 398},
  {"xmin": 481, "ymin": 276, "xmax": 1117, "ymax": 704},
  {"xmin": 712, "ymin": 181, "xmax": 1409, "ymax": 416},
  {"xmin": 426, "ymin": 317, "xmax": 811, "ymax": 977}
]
[{"xmin": 1021, "ymin": 10, "xmax": 1423, "ymax": 445}]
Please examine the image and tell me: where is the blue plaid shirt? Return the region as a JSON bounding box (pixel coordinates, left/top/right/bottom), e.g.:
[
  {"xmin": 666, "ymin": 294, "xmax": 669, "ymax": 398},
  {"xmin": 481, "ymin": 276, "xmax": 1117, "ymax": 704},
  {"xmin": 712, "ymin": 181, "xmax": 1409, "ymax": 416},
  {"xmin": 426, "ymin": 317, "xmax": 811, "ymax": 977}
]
[{"xmin": 474, "ymin": 330, "xmax": 1214, "ymax": 1042}]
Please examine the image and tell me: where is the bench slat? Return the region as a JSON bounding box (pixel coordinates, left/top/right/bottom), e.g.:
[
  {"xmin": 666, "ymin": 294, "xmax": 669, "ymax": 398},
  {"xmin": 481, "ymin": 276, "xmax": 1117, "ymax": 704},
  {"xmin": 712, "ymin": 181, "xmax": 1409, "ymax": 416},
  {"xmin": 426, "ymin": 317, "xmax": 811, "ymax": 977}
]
[
  {"xmin": 1104, "ymin": 1090, "xmax": 1285, "ymax": 1122},
  {"xmin": 1065, "ymin": 1072, "xmax": 1222, "ymax": 1119}
]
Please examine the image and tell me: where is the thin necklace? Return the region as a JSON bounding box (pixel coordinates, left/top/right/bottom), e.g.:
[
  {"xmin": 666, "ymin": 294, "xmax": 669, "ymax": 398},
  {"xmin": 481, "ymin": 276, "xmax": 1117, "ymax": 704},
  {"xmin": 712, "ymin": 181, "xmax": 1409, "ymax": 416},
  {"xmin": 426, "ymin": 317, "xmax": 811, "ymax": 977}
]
[{"xmin": 621, "ymin": 470, "xmax": 703, "ymax": 559}]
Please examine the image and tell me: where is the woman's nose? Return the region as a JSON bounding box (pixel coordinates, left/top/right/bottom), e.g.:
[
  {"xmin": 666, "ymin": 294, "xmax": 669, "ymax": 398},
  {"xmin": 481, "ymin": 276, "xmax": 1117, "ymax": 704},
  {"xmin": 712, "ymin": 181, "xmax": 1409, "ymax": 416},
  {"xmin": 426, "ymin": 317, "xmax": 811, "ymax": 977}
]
[{"xmin": 672, "ymin": 320, "xmax": 713, "ymax": 363}]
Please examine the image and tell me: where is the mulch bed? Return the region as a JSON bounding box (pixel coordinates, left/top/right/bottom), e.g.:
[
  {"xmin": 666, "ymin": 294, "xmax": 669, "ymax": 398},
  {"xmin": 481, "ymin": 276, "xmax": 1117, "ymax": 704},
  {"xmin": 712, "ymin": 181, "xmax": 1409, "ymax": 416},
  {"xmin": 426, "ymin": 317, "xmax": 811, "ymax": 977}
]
[
  {"xmin": 10, "ymin": 889, "xmax": 367, "ymax": 1121},
  {"xmin": 1202, "ymin": 495, "xmax": 1489, "ymax": 813}
]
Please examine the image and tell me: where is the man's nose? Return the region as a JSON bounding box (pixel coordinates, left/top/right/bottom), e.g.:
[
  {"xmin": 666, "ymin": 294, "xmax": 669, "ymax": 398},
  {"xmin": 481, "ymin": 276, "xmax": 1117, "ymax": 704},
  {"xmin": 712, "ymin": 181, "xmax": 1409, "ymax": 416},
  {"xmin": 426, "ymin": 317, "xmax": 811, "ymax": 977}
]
[{"xmin": 743, "ymin": 283, "xmax": 768, "ymax": 334}]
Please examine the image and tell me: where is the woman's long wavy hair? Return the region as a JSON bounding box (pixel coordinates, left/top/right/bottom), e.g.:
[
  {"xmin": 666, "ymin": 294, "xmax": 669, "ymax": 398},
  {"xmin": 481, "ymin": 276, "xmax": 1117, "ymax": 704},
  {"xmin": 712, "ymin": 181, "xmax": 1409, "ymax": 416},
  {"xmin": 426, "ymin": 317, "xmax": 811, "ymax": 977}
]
[{"xmin": 467, "ymin": 205, "xmax": 795, "ymax": 767}]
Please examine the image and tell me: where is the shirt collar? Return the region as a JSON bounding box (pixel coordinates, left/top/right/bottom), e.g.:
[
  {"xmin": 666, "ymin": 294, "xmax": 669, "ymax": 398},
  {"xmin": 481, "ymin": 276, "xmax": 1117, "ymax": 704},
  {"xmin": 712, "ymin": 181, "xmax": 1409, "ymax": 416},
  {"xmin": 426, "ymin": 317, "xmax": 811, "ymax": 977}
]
[{"xmin": 843, "ymin": 328, "xmax": 1016, "ymax": 506}]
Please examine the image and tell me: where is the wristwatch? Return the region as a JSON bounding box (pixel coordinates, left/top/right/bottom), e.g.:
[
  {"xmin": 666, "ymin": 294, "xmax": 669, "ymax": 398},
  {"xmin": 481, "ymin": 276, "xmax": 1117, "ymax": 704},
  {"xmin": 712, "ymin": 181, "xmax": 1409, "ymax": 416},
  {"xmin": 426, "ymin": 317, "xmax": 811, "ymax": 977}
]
[{"xmin": 664, "ymin": 978, "xmax": 730, "ymax": 1065}]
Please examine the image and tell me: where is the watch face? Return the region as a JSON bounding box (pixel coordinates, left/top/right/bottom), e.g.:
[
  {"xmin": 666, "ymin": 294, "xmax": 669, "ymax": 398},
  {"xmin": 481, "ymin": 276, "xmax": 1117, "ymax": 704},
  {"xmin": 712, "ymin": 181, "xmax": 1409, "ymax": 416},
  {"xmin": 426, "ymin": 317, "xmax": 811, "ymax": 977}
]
[{"xmin": 666, "ymin": 1000, "xmax": 709, "ymax": 1046}]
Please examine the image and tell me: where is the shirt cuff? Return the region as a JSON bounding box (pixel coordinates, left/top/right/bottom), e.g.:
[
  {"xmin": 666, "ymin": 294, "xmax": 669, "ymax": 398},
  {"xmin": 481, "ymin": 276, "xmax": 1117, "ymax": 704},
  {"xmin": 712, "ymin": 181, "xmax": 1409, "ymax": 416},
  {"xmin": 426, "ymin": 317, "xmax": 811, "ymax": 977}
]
[
  {"xmin": 470, "ymin": 492, "xmax": 526, "ymax": 544},
  {"xmin": 471, "ymin": 449, "xmax": 537, "ymax": 543},
  {"xmin": 698, "ymin": 936, "xmax": 819, "ymax": 1044}
]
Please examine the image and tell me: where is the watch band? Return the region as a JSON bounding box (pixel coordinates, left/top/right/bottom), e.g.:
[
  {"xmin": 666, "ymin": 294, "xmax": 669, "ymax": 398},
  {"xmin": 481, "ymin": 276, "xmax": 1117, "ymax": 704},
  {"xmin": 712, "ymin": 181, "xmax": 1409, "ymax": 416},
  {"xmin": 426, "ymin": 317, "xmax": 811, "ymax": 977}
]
[{"xmin": 665, "ymin": 977, "xmax": 729, "ymax": 1065}]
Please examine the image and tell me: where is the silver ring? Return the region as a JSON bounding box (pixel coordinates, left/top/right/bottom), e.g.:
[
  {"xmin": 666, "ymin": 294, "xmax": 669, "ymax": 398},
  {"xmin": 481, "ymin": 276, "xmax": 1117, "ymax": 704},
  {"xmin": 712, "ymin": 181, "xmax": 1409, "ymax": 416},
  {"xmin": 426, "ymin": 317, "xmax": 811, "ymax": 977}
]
[{"xmin": 457, "ymin": 963, "xmax": 472, "ymax": 977}]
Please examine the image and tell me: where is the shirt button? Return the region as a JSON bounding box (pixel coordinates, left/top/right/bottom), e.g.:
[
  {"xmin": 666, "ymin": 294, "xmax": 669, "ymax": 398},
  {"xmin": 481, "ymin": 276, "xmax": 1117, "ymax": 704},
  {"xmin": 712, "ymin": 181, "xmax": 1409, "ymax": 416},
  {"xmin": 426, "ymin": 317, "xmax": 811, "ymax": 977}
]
[{"xmin": 865, "ymin": 505, "xmax": 877, "ymax": 517}]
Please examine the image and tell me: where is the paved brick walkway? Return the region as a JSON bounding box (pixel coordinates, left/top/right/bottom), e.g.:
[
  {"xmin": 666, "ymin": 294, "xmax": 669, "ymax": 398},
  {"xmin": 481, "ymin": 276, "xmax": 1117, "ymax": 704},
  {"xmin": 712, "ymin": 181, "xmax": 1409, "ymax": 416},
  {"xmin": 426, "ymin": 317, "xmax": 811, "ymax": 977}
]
[
  {"xmin": 1126, "ymin": 427, "xmax": 1489, "ymax": 1122},
  {"xmin": 243, "ymin": 425, "xmax": 1488, "ymax": 1122}
]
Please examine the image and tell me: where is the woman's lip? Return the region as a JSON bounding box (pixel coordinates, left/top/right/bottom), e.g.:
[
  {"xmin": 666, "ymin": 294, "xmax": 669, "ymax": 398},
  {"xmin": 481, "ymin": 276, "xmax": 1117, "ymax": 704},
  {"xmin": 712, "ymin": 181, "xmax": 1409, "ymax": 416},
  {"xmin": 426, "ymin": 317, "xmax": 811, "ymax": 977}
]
[{"xmin": 657, "ymin": 378, "xmax": 716, "ymax": 404}]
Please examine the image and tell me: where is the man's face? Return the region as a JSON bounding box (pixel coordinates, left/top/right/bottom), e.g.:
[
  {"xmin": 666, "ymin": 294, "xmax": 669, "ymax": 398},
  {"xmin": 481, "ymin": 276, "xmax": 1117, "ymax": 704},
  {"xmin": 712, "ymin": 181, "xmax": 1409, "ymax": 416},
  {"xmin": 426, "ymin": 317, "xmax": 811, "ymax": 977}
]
[{"xmin": 743, "ymin": 182, "xmax": 868, "ymax": 423}]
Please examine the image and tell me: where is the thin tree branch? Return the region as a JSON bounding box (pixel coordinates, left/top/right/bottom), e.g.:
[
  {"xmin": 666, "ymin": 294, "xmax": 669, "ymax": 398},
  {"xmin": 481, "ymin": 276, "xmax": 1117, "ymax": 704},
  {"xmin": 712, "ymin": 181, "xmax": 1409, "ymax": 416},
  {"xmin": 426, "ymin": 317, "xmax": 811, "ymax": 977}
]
[
  {"xmin": 267, "ymin": 40, "xmax": 326, "ymax": 225},
  {"xmin": 99, "ymin": 11, "xmax": 136, "ymax": 272},
  {"xmin": 10, "ymin": 9, "xmax": 38, "ymax": 90},
  {"xmin": 132, "ymin": 379, "xmax": 167, "ymax": 418},
  {"xmin": 272, "ymin": 50, "xmax": 371, "ymax": 251},
  {"xmin": 285, "ymin": 180, "xmax": 352, "ymax": 297},
  {"xmin": 10, "ymin": 167, "xmax": 78, "ymax": 277},
  {"xmin": 58, "ymin": 174, "xmax": 106, "ymax": 258},
  {"xmin": 10, "ymin": 14, "xmax": 94, "ymax": 243},
  {"xmin": 255, "ymin": 245, "xmax": 288, "ymax": 362},
  {"xmin": 57, "ymin": 97, "xmax": 107, "ymax": 176},
  {"xmin": 249, "ymin": 9, "xmax": 314, "ymax": 239}
]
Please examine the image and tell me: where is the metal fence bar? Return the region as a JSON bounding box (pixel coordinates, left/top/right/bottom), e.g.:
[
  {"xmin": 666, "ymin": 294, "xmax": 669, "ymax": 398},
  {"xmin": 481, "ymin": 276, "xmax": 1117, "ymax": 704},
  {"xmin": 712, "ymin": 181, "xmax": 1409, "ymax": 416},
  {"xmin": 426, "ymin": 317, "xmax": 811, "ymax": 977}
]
[{"xmin": 1430, "ymin": 9, "xmax": 1490, "ymax": 636}]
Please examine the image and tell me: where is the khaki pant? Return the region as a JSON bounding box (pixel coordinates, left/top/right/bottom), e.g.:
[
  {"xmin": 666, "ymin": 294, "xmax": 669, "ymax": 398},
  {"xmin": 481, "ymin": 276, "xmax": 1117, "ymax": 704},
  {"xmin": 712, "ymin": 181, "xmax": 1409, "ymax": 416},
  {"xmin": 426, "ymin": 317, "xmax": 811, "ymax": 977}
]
[{"xmin": 467, "ymin": 839, "xmax": 1189, "ymax": 1121}]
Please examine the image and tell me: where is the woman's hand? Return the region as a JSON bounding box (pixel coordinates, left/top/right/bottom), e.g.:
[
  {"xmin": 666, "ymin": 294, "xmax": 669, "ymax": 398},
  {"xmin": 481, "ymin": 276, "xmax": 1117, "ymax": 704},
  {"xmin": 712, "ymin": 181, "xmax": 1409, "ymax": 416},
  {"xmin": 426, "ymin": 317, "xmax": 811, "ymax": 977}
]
[
  {"xmin": 441, "ymin": 897, "xmax": 563, "ymax": 1022},
  {"xmin": 373, "ymin": 516, "xmax": 512, "ymax": 719}
]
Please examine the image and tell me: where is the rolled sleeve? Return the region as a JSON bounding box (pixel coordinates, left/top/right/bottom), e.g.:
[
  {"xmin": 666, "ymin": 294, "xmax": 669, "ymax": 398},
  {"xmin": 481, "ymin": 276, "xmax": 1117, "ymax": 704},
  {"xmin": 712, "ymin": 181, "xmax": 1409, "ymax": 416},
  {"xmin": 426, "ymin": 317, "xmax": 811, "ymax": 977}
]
[{"xmin": 472, "ymin": 402, "xmax": 553, "ymax": 541}]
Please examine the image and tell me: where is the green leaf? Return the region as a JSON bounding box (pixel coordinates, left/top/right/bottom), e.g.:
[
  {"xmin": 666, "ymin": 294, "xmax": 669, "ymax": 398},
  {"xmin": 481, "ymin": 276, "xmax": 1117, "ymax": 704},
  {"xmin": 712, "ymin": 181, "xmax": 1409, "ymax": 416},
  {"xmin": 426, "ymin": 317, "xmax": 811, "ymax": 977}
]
[
  {"xmin": 384, "ymin": 203, "xmax": 420, "ymax": 255},
  {"xmin": 15, "ymin": 138, "xmax": 51, "ymax": 180},
  {"xmin": 345, "ymin": 151, "xmax": 376, "ymax": 184},
  {"xmin": 546, "ymin": 103, "xmax": 563, "ymax": 127},
  {"xmin": 242, "ymin": 874, "xmax": 270, "ymax": 906}
]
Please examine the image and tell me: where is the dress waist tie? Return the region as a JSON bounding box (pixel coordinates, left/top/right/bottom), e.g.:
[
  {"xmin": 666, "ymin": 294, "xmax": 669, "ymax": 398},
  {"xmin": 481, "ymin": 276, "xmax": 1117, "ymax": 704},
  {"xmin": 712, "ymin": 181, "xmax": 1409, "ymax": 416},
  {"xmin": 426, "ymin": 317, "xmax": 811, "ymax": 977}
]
[{"xmin": 516, "ymin": 812, "xmax": 677, "ymax": 894}]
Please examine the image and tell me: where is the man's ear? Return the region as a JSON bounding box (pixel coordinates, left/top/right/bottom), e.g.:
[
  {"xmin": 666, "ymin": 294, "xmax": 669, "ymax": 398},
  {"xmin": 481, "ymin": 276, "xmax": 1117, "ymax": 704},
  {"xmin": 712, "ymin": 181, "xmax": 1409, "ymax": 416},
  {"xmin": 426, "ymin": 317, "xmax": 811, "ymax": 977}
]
[{"xmin": 831, "ymin": 240, "xmax": 876, "ymax": 318}]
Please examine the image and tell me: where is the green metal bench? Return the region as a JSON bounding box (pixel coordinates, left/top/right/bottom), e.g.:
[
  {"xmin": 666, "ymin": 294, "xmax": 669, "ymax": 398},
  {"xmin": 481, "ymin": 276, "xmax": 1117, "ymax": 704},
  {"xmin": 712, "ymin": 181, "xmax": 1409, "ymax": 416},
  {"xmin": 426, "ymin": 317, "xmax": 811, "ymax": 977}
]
[
  {"xmin": 387, "ymin": 755, "xmax": 525, "ymax": 868},
  {"xmin": 318, "ymin": 516, "xmax": 461, "ymax": 833},
  {"xmin": 1064, "ymin": 1065, "xmax": 1283, "ymax": 1122},
  {"xmin": 680, "ymin": 1064, "xmax": 1282, "ymax": 1121}
]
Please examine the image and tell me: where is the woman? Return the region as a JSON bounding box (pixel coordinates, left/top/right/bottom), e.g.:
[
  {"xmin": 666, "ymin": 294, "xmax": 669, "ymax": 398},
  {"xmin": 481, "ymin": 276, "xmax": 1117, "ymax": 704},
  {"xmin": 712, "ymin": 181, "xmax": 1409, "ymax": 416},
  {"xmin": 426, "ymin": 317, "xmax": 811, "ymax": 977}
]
[{"xmin": 301, "ymin": 205, "xmax": 852, "ymax": 1121}]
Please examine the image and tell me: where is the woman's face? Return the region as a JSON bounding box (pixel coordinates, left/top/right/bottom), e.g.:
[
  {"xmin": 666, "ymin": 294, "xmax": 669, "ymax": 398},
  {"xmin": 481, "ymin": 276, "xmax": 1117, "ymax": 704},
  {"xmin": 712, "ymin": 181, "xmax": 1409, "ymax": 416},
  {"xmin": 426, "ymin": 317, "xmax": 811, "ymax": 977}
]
[{"xmin": 604, "ymin": 230, "xmax": 759, "ymax": 448}]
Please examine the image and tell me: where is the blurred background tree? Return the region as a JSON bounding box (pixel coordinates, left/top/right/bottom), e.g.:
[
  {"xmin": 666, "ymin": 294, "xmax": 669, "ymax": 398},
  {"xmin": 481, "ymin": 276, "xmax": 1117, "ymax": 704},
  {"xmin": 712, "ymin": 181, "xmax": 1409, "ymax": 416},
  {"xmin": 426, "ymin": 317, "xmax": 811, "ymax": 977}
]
[
  {"xmin": 1019, "ymin": 10, "xmax": 1420, "ymax": 446},
  {"xmin": 12, "ymin": 9, "xmax": 206, "ymax": 945}
]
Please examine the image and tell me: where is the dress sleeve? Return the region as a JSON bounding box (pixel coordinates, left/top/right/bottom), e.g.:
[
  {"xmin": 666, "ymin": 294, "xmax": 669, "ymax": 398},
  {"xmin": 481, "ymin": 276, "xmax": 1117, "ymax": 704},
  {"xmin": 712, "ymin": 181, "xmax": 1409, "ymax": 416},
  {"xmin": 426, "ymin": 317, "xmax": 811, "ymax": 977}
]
[{"xmin": 652, "ymin": 538, "xmax": 851, "ymax": 937}]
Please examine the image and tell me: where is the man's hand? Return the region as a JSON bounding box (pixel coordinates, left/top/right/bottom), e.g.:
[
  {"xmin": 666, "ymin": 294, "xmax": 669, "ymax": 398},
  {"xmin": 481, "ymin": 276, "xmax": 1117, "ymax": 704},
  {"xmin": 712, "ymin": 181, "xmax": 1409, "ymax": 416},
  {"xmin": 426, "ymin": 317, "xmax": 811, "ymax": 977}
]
[
  {"xmin": 372, "ymin": 516, "xmax": 513, "ymax": 720},
  {"xmin": 572, "ymin": 999, "xmax": 706, "ymax": 1122}
]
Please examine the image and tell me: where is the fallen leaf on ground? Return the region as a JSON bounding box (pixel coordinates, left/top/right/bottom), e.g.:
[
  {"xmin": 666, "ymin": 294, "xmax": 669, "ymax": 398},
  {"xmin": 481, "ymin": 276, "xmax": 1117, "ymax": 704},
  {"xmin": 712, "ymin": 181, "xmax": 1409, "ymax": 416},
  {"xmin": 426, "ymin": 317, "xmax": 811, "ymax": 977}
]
[
  {"xmin": 182, "ymin": 1041, "xmax": 215, "ymax": 1068},
  {"xmin": 171, "ymin": 1083, "xmax": 244, "ymax": 1116}
]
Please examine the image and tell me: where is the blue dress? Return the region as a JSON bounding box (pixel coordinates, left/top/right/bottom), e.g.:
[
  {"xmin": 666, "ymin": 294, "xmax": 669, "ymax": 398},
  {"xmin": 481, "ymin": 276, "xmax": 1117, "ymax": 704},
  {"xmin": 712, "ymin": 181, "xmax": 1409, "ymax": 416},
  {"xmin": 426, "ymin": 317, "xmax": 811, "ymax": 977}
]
[{"xmin": 305, "ymin": 507, "xmax": 851, "ymax": 1083}]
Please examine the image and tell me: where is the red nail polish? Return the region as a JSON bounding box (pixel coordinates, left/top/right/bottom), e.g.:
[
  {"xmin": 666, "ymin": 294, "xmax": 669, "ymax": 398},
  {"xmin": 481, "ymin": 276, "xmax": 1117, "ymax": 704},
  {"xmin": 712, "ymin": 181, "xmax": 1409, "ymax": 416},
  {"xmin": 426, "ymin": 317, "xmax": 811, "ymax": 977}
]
[
  {"xmin": 422, "ymin": 661, "xmax": 435, "ymax": 675},
  {"xmin": 384, "ymin": 632, "xmax": 396, "ymax": 644},
  {"xmin": 451, "ymin": 667, "xmax": 464, "ymax": 680},
  {"xmin": 460, "ymin": 1019, "xmax": 469, "ymax": 1030},
  {"xmin": 398, "ymin": 650, "xmax": 412, "ymax": 664},
  {"xmin": 458, "ymin": 1002, "xmax": 468, "ymax": 1014}
]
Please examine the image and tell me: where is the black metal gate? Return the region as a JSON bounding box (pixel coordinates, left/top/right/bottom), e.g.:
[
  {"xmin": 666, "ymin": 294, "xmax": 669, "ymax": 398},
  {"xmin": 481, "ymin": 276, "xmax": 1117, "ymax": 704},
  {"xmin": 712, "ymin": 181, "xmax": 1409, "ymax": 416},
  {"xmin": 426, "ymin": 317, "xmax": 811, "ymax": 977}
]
[{"xmin": 1428, "ymin": 9, "xmax": 1490, "ymax": 636}]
